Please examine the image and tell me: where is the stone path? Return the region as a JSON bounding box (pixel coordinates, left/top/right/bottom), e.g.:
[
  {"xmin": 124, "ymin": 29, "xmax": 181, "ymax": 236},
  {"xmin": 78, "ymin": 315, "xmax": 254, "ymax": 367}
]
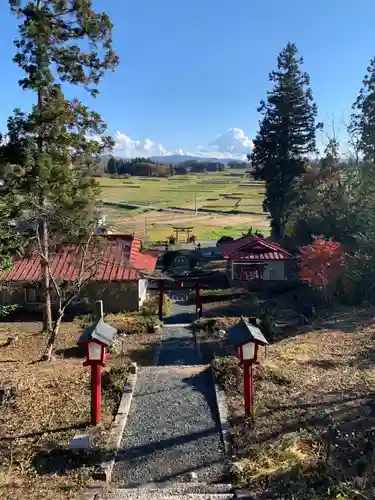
[{"xmin": 111, "ymin": 326, "xmax": 227, "ymax": 488}]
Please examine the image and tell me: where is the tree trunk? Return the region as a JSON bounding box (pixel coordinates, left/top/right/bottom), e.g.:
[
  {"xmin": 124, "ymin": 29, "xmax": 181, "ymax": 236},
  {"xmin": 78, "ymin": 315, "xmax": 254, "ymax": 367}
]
[
  {"xmin": 41, "ymin": 217, "xmax": 53, "ymax": 333},
  {"xmin": 42, "ymin": 309, "xmax": 64, "ymax": 361},
  {"xmin": 36, "ymin": 56, "xmax": 53, "ymax": 334}
]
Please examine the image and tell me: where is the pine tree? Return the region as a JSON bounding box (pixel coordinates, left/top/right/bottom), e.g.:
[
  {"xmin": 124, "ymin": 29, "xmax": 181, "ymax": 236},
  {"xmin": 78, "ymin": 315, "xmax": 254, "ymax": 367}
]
[
  {"xmin": 3, "ymin": 1, "xmax": 118, "ymax": 355},
  {"xmin": 107, "ymin": 156, "xmax": 118, "ymax": 174},
  {"xmin": 250, "ymin": 42, "xmax": 322, "ymax": 240},
  {"xmin": 350, "ymin": 57, "xmax": 375, "ymax": 164}
]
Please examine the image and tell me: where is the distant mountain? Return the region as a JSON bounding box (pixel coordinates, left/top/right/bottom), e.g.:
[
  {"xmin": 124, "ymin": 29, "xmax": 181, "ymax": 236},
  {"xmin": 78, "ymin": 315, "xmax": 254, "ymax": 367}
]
[{"xmin": 150, "ymin": 154, "xmax": 237, "ymax": 165}]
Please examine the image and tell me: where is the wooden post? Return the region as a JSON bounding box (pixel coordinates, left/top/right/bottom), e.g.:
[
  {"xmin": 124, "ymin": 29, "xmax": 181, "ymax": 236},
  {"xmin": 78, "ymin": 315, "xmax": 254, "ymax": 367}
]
[
  {"xmin": 91, "ymin": 363, "xmax": 101, "ymax": 425},
  {"xmin": 195, "ymin": 284, "xmax": 199, "ymax": 319},
  {"xmin": 249, "ymin": 363, "xmax": 254, "ymax": 423},
  {"xmin": 158, "ymin": 281, "xmax": 164, "ymax": 321},
  {"xmin": 91, "ymin": 301, "xmax": 104, "ymax": 426},
  {"xmin": 94, "ymin": 300, "xmax": 103, "ymax": 322},
  {"xmin": 244, "ymin": 360, "xmax": 250, "ymax": 418},
  {"xmin": 244, "ymin": 361, "xmax": 254, "ymax": 422}
]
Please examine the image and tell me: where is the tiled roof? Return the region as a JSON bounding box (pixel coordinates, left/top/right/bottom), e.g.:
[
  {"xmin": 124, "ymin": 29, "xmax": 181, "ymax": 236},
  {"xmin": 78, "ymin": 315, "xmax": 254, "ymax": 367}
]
[
  {"xmin": 0, "ymin": 234, "xmax": 157, "ymax": 282},
  {"xmin": 221, "ymin": 234, "xmax": 258, "ymax": 257},
  {"xmin": 221, "ymin": 234, "xmax": 291, "ymax": 261},
  {"xmin": 228, "ymin": 250, "xmax": 289, "ymax": 261}
]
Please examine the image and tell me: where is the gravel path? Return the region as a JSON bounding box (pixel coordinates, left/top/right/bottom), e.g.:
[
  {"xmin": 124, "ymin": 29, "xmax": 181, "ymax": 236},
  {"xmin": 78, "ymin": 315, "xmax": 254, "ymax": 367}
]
[
  {"xmin": 163, "ymin": 303, "xmax": 196, "ymax": 325},
  {"xmin": 111, "ymin": 326, "xmax": 226, "ymax": 487}
]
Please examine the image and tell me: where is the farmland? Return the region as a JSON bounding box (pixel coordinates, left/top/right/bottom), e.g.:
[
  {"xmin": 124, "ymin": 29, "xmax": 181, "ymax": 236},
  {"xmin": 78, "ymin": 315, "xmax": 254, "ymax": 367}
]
[{"xmin": 99, "ymin": 170, "xmax": 269, "ymax": 242}]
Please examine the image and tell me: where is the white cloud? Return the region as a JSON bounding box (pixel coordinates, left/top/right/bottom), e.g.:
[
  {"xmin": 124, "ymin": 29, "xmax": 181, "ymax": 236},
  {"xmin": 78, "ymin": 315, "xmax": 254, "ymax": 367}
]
[
  {"xmin": 113, "ymin": 132, "xmax": 167, "ymax": 158},
  {"xmin": 206, "ymin": 128, "xmax": 253, "ymax": 158},
  {"xmin": 111, "ymin": 127, "xmax": 253, "ymax": 159}
]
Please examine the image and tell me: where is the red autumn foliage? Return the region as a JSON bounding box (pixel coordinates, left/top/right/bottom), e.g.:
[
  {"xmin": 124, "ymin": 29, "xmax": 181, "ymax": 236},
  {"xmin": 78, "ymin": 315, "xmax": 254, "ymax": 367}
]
[{"xmin": 299, "ymin": 236, "xmax": 346, "ymax": 287}]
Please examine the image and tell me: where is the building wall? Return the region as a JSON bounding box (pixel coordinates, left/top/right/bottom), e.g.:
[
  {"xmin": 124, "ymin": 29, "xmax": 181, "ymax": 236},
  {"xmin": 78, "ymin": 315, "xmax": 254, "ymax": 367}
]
[
  {"xmin": 84, "ymin": 281, "xmax": 140, "ymax": 313},
  {"xmin": 231, "ymin": 260, "xmax": 286, "ymax": 282},
  {"xmin": 0, "ymin": 280, "xmax": 141, "ymax": 314},
  {"xmin": 138, "ymin": 279, "xmax": 148, "ymax": 307}
]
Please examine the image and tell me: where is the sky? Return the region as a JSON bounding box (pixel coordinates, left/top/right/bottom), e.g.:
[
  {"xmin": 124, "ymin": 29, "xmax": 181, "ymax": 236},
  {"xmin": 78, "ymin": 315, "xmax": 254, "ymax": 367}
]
[{"xmin": 0, "ymin": 0, "xmax": 375, "ymax": 159}]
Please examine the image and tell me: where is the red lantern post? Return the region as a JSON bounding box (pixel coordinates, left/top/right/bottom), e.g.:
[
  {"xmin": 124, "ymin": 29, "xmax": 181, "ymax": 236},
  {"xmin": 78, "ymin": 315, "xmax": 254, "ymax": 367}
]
[
  {"xmin": 91, "ymin": 361, "xmax": 102, "ymax": 425},
  {"xmin": 77, "ymin": 300, "xmax": 116, "ymax": 426},
  {"xmin": 229, "ymin": 317, "xmax": 268, "ymax": 422}
]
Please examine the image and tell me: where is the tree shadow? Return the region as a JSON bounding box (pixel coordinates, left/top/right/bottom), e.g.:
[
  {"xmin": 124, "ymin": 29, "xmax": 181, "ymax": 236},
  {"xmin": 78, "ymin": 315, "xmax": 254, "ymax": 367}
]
[
  {"xmin": 32, "ymin": 445, "xmax": 102, "ymax": 475},
  {"xmin": 157, "ymin": 334, "xmax": 199, "ymax": 366},
  {"xmin": 55, "ymin": 345, "xmax": 85, "ymax": 359},
  {"xmin": 232, "ymin": 389, "xmax": 375, "ymax": 497},
  {"xmin": 124, "ymin": 342, "xmax": 158, "ymax": 366},
  {"xmin": 0, "ymin": 422, "xmax": 88, "ymax": 442},
  {"xmin": 113, "ymin": 426, "xmax": 227, "ymax": 486},
  {"xmin": 251, "ymin": 462, "xmax": 369, "ymax": 500},
  {"xmin": 164, "ymin": 311, "xmax": 196, "ymax": 324},
  {"xmin": 305, "ymin": 359, "xmax": 341, "ymax": 370},
  {"xmin": 353, "ymin": 343, "xmax": 375, "ymax": 369},
  {"xmin": 182, "ymin": 367, "xmax": 222, "ymax": 428}
]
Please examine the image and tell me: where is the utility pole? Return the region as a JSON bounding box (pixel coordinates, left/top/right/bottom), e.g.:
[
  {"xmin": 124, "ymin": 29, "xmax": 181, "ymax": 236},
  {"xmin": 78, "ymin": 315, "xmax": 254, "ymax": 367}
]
[
  {"xmin": 194, "ymin": 191, "xmax": 197, "ymax": 215},
  {"xmin": 144, "ymin": 217, "xmax": 148, "ymax": 239}
]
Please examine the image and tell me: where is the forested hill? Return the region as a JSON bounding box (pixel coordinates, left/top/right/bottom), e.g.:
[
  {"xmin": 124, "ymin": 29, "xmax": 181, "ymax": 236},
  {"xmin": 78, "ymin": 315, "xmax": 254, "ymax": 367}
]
[{"xmin": 103, "ymin": 156, "xmax": 249, "ymax": 176}]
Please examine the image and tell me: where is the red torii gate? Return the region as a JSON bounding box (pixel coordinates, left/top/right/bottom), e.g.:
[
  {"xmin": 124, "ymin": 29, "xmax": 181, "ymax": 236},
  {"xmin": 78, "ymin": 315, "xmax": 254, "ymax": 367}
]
[{"xmin": 157, "ymin": 276, "xmax": 213, "ymax": 321}]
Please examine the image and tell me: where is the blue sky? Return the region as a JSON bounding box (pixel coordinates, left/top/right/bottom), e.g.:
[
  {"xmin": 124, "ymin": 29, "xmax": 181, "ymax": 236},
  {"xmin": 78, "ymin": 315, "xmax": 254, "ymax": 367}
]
[{"xmin": 1, "ymin": 0, "xmax": 375, "ymax": 158}]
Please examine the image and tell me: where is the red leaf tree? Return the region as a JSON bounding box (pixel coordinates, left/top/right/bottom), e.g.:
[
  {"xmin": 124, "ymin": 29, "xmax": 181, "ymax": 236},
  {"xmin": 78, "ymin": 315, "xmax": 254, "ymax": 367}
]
[{"xmin": 299, "ymin": 236, "xmax": 346, "ymax": 288}]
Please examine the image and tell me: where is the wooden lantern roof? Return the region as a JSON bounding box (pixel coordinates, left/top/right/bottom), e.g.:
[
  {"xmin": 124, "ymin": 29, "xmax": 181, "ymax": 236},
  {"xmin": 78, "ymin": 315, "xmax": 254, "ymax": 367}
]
[
  {"xmin": 227, "ymin": 316, "xmax": 268, "ymax": 347},
  {"xmin": 78, "ymin": 318, "xmax": 117, "ymax": 347}
]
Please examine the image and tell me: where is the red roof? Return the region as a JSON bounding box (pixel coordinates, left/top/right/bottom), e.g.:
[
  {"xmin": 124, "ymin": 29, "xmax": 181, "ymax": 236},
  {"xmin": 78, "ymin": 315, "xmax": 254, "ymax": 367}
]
[
  {"xmin": 221, "ymin": 234, "xmax": 291, "ymax": 261},
  {"xmin": 1, "ymin": 234, "xmax": 157, "ymax": 282}
]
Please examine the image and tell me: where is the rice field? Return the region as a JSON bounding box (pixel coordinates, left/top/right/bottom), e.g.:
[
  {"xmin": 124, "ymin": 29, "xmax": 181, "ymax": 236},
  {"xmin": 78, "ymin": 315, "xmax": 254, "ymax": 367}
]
[{"xmin": 98, "ymin": 170, "xmax": 270, "ymax": 242}]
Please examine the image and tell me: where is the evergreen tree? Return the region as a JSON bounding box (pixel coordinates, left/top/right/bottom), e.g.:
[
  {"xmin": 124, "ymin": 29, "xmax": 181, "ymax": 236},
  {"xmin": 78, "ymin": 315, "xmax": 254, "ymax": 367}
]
[
  {"xmin": 350, "ymin": 57, "xmax": 375, "ymax": 164},
  {"xmin": 250, "ymin": 42, "xmax": 322, "ymax": 240},
  {"xmin": 107, "ymin": 156, "xmax": 118, "ymax": 174},
  {"xmin": 3, "ymin": 1, "xmax": 118, "ymax": 353}
]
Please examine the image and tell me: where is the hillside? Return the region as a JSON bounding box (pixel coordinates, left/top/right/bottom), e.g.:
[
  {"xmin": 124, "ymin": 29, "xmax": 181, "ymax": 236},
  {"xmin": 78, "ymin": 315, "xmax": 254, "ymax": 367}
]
[{"xmin": 150, "ymin": 154, "xmax": 243, "ymax": 165}]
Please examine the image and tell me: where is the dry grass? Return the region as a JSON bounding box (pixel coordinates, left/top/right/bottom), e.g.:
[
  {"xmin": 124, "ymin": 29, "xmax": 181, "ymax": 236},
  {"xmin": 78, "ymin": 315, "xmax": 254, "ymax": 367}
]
[
  {"xmin": 233, "ymin": 431, "xmax": 319, "ymax": 483},
  {"xmin": 102, "ymin": 206, "xmax": 269, "ymax": 241},
  {"xmin": 218, "ymin": 307, "xmax": 375, "ymax": 499},
  {"xmin": 0, "ymin": 321, "xmax": 159, "ymax": 499}
]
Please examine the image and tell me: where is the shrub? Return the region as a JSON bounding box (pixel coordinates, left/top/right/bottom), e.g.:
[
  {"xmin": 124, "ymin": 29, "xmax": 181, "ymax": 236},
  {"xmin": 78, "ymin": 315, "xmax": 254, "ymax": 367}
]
[
  {"xmin": 102, "ymin": 365, "xmax": 129, "ymax": 412},
  {"xmin": 255, "ymin": 363, "xmax": 292, "ymax": 386},
  {"xmin": 105, "ymin": 311, "xmax": 162, "ymax": 335},
  {"xmin": 107, "ymin": 335, "xmax": 124, "ymax": 357},
  {"xmin": 299, "ymin": 236, "xmax": 346, "ymax": 299},
  {"xmin": 137, "ymin": 315, "xmax": 163, "ymax": 333},
  {"xmin": 140, "ymin": 294, "xmax": 172, "ymax": 317},
  {"xmin": 192, "ymin": 318, "xmax": 218, "ymax": 335},
  {"xmin": 212, "ymin": 356, "xmax": 242, "ymax": 392}
]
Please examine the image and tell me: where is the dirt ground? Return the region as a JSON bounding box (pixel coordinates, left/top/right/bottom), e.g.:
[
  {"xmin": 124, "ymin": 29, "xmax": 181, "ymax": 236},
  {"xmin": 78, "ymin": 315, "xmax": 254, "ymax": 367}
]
[
  {"xmin": 214, "ymin": 306, "xmax": 375, "ymax": 499},
  {"xmin": 0, "ymin": 321, "xmax": 159, "ymax": 500}
]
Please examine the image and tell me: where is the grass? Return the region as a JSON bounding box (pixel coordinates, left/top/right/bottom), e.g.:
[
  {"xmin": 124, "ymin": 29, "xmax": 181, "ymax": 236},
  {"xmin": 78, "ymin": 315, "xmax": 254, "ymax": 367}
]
[
  {"xmin": 0, "ymin": 320, "xmax": 159, "ymax": 499},
  {"xmin": 102, "ymin": 204, "xmax": 270, "ymax": 242},
  {"xmin": 99, "ymin": 171, "xmax": 269, "ymax": 242},
  {"xmin": 99, "ymin": 172, "xmax": 264, "ymax": 209},
  {"xmin": 213, "ymin": 306, "xmax": 375, "ymax": 498}
]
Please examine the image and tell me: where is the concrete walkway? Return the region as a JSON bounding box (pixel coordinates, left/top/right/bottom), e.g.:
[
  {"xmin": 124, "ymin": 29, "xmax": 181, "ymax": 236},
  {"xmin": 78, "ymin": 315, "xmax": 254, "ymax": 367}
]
[{"xmin": 111, "ymin": 326, "xmax": 227, "ymax": 487}]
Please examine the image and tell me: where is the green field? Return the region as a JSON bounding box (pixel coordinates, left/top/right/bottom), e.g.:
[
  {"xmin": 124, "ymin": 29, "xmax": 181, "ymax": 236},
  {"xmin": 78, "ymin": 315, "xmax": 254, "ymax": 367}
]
[
  {"xmin": 99, "ymin": 171, "xmax": 265, "ymax": 212},
  {"xmin": 99, "ymin": 170, "xmax": 270, "ymax": 242}
]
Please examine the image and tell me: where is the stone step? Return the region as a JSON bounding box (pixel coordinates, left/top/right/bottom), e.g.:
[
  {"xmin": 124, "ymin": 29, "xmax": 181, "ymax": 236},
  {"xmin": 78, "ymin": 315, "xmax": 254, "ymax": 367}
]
[
  {"xmin": 120, "ymin": 483, "xmax": 233, "ymax": 494},
  {"xmin": 103, "ymin": 491, "xmax": 234, "ymax": 500},
  {"xmin": 101, "ymin": 483, "xmax": 234, "ymax": 499}
]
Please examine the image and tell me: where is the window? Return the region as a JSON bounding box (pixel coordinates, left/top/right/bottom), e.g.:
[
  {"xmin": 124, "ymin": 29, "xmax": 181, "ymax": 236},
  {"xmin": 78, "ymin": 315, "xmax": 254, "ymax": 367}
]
[
  {"xmin": 25, "ymin": 287, "xmax": 37, "ymax": 303},
  {"xmin": 239, "ymin": 264, "xmax": 266, "ymax": 281}
]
